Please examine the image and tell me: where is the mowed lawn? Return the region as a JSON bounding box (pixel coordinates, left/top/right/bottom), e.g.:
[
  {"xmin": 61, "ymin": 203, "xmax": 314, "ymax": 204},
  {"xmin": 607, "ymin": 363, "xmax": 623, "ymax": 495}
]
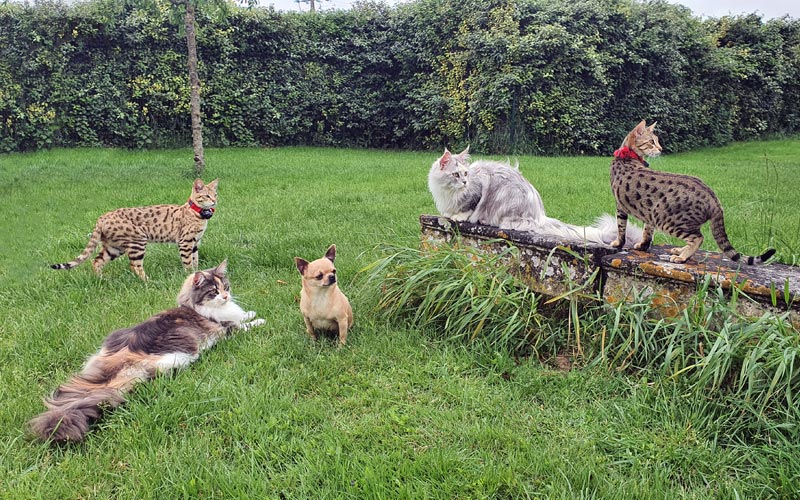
[{"xmin": 0, "ymin": 141, "xmax": 799, "ymax": 498}]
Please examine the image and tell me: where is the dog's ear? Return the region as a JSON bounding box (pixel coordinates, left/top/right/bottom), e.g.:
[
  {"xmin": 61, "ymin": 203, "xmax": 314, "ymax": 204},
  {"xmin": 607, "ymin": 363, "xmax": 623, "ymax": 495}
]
[
  {"xmin": 294, "ymin": 257, "xmax": 308, "ymax": 275},
  {"xmin": 325, "ymin": 244, "xmax": 336, "ymax": 263}
]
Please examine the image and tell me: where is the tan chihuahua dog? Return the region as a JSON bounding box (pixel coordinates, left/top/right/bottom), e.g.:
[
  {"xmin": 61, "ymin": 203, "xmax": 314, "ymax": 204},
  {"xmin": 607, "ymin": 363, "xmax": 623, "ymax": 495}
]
[{"xmin": 294, "ymin": 244, "xmax": 353, "ymax": 345}]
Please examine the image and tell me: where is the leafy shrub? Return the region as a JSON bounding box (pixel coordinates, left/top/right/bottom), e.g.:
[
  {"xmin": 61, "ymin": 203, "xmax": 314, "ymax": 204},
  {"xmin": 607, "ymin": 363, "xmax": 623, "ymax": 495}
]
[{"xmin": 1, "ymin": 0, "xmax": 799, "ymax": 153}]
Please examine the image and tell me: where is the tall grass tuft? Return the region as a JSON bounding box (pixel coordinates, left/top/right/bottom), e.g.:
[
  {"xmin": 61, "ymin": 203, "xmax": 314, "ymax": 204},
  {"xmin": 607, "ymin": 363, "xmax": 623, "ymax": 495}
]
[
  {"xmin": 358, "ymin": 242, "xmax": 553, "ymax": 353},
  {"xmin": 363, "ymin": 242, "xmax": 800, "ymax": 444},
  {"xmin": 580, "ymin": 277, "xmax": 800, "ymax": 442}
]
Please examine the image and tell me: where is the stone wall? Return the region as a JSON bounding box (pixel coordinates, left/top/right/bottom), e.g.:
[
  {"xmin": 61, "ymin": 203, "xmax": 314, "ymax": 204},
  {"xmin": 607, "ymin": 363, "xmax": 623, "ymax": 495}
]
[{"xmin": 420, "ymin": 215, "xmax": 800, "ymax": 326}]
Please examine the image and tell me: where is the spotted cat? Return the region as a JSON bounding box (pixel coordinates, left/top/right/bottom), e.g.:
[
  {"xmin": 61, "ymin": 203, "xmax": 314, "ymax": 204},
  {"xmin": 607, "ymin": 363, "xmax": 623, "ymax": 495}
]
[
  {"xmin": 610, "ymin": 120, "xmax": 774, "ymax": 264},
  {"xmin": 51, "ymin": 178, "xmax": 219, "ymax": 280},
  {"xmin": 29, "ymin": 260, "xmax": 265, "ymax": 443}
]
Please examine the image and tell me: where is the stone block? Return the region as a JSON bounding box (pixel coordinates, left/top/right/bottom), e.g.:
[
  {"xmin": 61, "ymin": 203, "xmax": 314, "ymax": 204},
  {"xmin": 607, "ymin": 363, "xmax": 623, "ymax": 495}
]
[
  {"xmin": 420, "ymin": 215, "xmax": 616, "ymax": 297},
  {"xmin": 420, "ymin": 215, "xmax": 800, "ymax": 326}
]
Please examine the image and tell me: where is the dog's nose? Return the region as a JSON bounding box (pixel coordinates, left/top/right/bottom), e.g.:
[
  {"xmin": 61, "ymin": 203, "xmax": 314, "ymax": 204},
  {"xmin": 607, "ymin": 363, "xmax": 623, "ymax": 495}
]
[{"xmin": 327, "ymin": 275, "xmax": 336, "ymax": 285}]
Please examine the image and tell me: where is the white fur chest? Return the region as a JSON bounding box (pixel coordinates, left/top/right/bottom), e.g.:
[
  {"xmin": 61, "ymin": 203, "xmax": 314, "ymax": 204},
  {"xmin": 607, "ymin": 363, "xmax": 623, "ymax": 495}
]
[
  {"xmin": 194, "ymin": 301, "xmax": 247, "ymax": 326},
  {"xmin": 428, "ymin": 169, "xmax": 474, "ymax": 217}
]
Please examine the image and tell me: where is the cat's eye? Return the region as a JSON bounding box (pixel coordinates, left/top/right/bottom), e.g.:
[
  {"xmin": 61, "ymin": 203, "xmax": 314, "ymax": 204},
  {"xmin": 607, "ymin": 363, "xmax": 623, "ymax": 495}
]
[{"xmin": 452, "ymin": 173, "xmax": 459, "ymax": 178}]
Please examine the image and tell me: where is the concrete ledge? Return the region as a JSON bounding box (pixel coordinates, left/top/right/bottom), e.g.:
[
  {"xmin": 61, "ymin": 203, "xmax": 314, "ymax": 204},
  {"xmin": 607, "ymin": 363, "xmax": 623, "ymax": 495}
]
[{"xmin": 420, "ymin": 215, "xmax": 800, "ymax": 325}]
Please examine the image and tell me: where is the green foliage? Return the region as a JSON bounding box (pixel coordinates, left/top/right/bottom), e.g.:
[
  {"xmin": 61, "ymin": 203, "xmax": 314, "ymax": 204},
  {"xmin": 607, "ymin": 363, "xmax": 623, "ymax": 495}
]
[
  {"xmin": 358, "ymin": 243, "xmax": 548, "ymax": 352},
  {"xmin": 1, "ymin": 145, "xmax": 799, "ymax": 497},
  {"xmin": 585, "ymin": 279, "xmax": 800, "ymax": 441},
  {"xmin": 368, "ymin": 241, "xmax": 800, "ymax": 452},
  {"xmin": 1, "ymin": 0, "xmax": 799, "ymax": 153}
]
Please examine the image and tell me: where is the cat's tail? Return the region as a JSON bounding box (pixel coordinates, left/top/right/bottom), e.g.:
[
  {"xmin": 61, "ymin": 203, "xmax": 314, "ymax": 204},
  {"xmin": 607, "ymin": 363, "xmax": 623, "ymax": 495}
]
[
  {"xmin": 51, "ymin": 226, "xmax": 101, "ymax": 270},
  {"xmin": 530, "ymin": 214, "xmax": 643, "ymax": 248},
  {"xmin": 710, "ymin": 211, "xmax": 775, "ymax": 265},
  {"xmin": 28, "ymin": 355, "xmax": 131, "ymax": 443}
]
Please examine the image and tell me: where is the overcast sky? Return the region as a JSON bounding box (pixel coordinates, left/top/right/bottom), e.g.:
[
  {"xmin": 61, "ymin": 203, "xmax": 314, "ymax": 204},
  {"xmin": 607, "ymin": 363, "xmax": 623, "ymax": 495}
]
[{"xmin": 267, "ymin": 0, "xmax": 798, "ymax": 19}]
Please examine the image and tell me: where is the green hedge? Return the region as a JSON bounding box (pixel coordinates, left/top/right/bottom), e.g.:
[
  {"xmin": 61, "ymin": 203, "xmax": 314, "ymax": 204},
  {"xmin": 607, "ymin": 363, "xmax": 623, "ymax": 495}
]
[{"xmin": 1, "ymin": 0, "xmax": 798, "ymax": 154}]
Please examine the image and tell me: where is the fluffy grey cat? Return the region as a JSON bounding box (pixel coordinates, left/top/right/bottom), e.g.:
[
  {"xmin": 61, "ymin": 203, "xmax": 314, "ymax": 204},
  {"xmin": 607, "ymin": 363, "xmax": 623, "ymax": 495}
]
[{"xmin": 428, "ymin": 147, "xmax": 642, "ymax": 246}]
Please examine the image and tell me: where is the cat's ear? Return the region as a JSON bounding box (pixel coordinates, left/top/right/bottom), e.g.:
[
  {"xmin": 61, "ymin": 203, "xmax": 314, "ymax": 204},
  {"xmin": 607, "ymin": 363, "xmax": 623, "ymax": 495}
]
[
  {"xmin": 294, "ymin": 257, "xmax": 309, "ymax": 275},
  {"xmin": 648, "ymin": 122, "xmax": 657, "ymax": 132},
  {"xmin": 214, "ymin": 259, "xmax": 228, "ymax": 276},
  {"xmin": 439, "ymin": 149, "xmax": 452, "ymax": 169},
  {"xmin": 458, "ymin": 145, "xmax": 469, "ymax": 156},
  {"xmin": 325, "ymin": 244, "xmax": 336, "ymax": 263},
  {"xmin": 206, "ymin": 178, "xmax": 219, "ymax": 192},
  {"xmin": 634, "ymin": 120, "xmax": 647, "ymax": 136},
  {"xmin": 192, "ymin": 271, "xmax": 206, "ymax": 287},
  {"xmin": 193, "ymin": 178, "xmax": 205, "ymax": 192}
]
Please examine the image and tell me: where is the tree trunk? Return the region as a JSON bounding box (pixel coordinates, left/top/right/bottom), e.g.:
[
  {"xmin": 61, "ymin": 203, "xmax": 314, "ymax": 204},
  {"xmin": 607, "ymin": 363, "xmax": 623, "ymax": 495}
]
[
  {"xmin": 310, "ymin": 0, "xmax": 315, "ymax": 13},
  {"xmin": 184, "ymin": 2, "xmax": 204, "ymax": 176}
]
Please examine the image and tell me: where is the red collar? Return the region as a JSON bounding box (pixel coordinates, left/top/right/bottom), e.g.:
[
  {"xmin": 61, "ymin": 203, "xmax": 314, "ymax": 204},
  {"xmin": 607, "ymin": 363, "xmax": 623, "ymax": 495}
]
[
  {"xmin": 187, "ymin": 199, "xmax": 215, "ymax": 219},
  {"xmin": 613, "ymin": 146, "xmax": 643, "ymax": 161}
]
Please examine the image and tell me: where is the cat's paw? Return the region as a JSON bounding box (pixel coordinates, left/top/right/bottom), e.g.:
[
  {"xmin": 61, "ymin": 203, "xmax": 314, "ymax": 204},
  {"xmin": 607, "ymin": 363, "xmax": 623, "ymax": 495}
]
[
  {"xmin": 610, "ymin": 239, "xmax": 624, "ymax": 249},
  {"xmin": 633, "ymin": 240, "xmax": 651, "ymax": 251},
  {"xmin": 669, "ymin": 255, "xmax": 688, "ymax": 264},
  {"xmin": 242, "ymin": 311, "xmax": 257, "ymax": 321},
  {"xmin": 451, "ymin": 212, "xmax": 471, "ymax": 222},
  {"xmin": 669, "ymin": 247, "xmax": 683, "ymax": 255},
  {"xmin": 240, "ymin": 318, "xmax": 266, "ymax": 331}
]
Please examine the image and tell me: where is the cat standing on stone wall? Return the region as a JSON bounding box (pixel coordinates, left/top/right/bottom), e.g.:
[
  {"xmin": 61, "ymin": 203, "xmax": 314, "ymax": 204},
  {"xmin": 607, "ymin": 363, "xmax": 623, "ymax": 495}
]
[
  {"xmin": 51, "ymin": 178, "xmax": 219, "ymax": 280},
  {"xmin": 429, "ymin": 147, "xmax": 642, "ymax": 246},
  {"xmin": 609, "ymin": 120, "xmax": 775, "ymax": 264},
  {"xmin": 29, "ymin": 260, "xmax": 264, "ymax": 443}
]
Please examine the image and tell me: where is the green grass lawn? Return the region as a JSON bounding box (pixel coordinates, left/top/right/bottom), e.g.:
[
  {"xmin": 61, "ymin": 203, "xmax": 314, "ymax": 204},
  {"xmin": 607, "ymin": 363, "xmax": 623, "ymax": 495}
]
[{"xmin": 1, "ymin": 142, "xmax": 798, "ymax": 498}]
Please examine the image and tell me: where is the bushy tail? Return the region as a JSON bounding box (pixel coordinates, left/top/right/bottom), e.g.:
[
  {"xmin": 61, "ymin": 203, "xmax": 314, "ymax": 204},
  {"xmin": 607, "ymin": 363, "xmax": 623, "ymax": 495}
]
[
  {"xmin": 592, "ymin": 213, "xmax": 644, "ymax": 248},
  {"xmin": 28, "ymin": 374, "xmax": 126, "ymax": 443},
  {"xmin": 51, "ymin": 226, "xmax": 101, "ymax": 270},
  {"xmin": 525, "ymin": 213, "xmax": 643, "ymax": 248},
  {"xmin": 710, "ymin": 211, "xmax": 775, "ymax": 265}
]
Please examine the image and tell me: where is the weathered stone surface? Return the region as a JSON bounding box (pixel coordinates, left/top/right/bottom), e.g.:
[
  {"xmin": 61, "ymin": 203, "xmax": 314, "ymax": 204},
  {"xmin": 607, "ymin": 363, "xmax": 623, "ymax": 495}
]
[
  {"xmin": 602, "ymin": 245, "xmax": 799, "ymax": 325},
  {"xmin": 420, "ymin": 214, "xmax": 800, "ymax": 325},
  {"xmin": 420, "ymin": 214, "xmax": 616, "ymax": 296}
]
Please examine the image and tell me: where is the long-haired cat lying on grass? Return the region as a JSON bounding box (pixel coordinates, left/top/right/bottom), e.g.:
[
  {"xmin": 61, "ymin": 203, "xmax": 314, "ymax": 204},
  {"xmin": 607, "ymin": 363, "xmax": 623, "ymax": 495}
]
[
  {"xmin": 429, "ymin": 147, "xmax": 642, "ymax": 246},
  {"xmin": 29, "ymin": 260, "xmax": 264, "ymax": 444}
]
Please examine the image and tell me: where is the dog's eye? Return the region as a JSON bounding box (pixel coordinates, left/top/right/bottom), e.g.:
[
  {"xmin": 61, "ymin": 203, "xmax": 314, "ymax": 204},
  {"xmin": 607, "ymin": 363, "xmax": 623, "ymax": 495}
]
[{"xmin": 316, "ymin": 273, "xmax": 323, "ymax": 280}]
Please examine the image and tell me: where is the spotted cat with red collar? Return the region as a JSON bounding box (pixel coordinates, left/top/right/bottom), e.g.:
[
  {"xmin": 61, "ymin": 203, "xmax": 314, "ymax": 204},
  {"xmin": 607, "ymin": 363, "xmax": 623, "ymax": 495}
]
[{"xmin": 51, "ymin": 178, "xmax": 219, "ymax": 280}]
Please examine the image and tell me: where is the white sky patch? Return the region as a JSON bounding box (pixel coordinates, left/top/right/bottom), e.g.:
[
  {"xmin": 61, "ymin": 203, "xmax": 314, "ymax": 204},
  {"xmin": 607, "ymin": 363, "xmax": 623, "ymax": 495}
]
[{"xmin": 263, "ymin": 0, "xmax": 798, "ymax": 18}]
